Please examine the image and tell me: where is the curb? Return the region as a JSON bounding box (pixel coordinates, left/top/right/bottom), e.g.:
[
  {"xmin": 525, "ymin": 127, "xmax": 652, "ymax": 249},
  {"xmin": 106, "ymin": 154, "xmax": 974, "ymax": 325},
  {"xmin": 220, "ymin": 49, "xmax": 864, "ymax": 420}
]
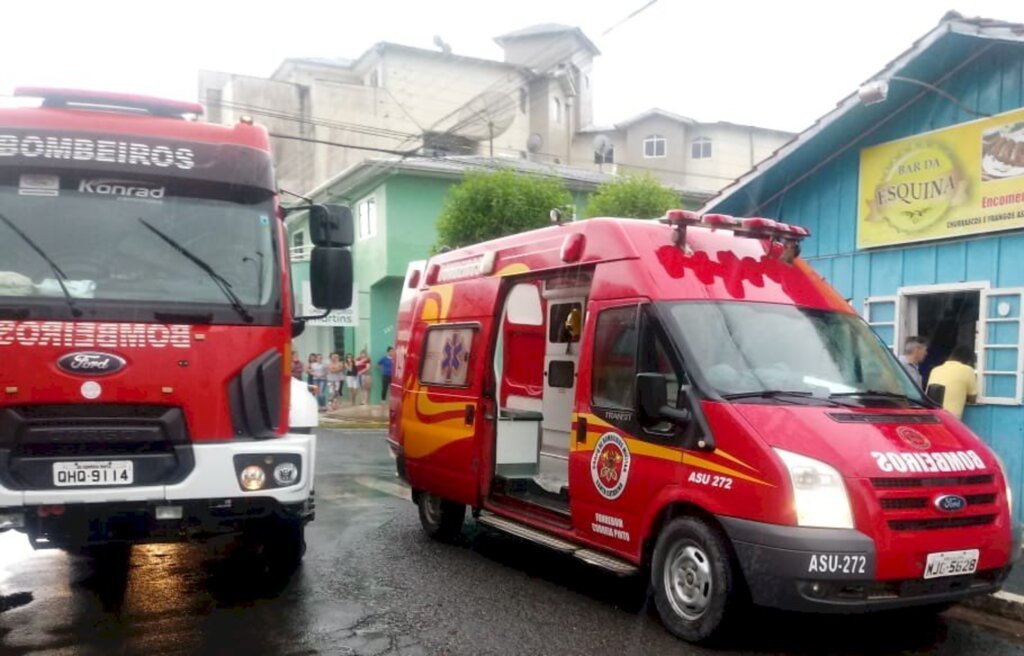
[
  {"xmin": 962, "ymin": 590, "xmax": 1024, "ymax": 622},
  {"xmin": 318, "ymin": 419, "xmax": 387, "ymax": 430}
]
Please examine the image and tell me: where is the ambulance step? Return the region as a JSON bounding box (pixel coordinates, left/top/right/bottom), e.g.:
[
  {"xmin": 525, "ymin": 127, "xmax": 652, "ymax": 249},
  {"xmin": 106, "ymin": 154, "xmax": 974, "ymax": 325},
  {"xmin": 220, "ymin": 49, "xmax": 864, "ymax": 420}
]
[
  {"xmin": 476, "ymin": 513, "xmax": 577, "ymax": 553},
  {"xmin": 574, "ymin": 549, "xmax": 638, "ymax": 575}
]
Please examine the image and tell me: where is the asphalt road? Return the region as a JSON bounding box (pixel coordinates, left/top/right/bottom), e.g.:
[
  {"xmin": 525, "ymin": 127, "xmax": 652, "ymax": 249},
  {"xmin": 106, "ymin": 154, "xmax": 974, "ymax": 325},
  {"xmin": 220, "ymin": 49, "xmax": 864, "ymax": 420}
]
[{"xmin": 2, "ymin": 429, "xmax": 1024, "ymax": 655}]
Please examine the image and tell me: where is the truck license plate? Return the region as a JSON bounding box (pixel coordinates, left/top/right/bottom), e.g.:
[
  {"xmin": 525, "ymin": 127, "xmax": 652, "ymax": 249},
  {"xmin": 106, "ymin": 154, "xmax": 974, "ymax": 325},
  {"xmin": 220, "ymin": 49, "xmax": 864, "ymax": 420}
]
[
  {"xmin": 53, "ymin": 461, "xmax": 133, "ymax": 487},
  {"xmin": 923, "ymin": 549, "xmax": 979, "ymax": 579}
]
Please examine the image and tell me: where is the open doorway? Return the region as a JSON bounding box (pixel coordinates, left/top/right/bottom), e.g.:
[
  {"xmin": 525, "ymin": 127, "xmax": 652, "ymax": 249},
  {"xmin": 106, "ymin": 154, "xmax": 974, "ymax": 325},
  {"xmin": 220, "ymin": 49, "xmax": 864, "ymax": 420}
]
[{"xmin": 902, "ymin": 288, "xmax": 980, "ymax": 386}]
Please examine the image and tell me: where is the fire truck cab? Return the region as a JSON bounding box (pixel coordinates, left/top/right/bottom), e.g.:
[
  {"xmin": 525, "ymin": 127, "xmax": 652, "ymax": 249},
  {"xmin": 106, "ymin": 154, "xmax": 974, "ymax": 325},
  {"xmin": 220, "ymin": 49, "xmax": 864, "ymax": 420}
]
[
  {"xmin": 0, "ymin": 88, "xmax": 353, "ymax": 570},
  {"xmin": 389, "ymin": 211, "xmax": 1019, "ymax": 643}
]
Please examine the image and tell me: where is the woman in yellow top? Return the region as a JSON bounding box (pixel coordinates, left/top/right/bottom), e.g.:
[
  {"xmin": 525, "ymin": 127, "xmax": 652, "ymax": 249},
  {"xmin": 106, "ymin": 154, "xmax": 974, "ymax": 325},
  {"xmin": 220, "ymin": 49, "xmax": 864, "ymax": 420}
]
[{"xmin": 927, "ymin": 345, "xmax": 979, "ymax": 419}]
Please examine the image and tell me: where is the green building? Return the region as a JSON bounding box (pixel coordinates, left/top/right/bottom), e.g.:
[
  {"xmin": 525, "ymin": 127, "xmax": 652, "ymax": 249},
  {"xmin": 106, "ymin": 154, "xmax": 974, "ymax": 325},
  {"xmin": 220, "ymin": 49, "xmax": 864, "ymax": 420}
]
[{"xmin": 287, "ymin": 156, "xmax": 635, "ymax": 401}]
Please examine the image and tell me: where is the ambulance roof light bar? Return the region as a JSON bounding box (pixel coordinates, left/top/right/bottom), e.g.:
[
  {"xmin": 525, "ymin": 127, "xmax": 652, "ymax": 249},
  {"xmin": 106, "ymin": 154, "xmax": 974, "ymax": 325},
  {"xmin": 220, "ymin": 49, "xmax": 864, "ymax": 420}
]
[
  {"xmin": 661, "ymin": 209, "xmax": 810, "ymax": 258},
  {"xmin": 14, "ymin": 87, "xmax": 204, "ymax": 119}
]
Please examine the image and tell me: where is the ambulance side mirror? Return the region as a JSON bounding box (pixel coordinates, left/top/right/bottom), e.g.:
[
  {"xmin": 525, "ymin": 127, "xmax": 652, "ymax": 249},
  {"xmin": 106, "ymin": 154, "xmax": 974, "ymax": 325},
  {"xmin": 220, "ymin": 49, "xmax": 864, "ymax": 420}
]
[{"xmin": 636, "ymin": 373, "xmax": 691, "ymax": 426}]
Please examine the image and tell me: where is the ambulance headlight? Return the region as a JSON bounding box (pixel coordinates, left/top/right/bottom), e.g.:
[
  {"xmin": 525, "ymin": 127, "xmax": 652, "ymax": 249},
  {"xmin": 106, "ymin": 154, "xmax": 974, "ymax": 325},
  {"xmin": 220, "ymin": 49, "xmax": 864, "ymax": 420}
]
[
  {"xmin": 240, "ymin": 465, "xmax": 266, "ymax": 491},
  {"xmin": 774, "ymin": 448, "xmax": 854, "ymax": 530},
  {"xmin": 994, "ymin": 453, "xmax": 1013, "ymax": 517}
]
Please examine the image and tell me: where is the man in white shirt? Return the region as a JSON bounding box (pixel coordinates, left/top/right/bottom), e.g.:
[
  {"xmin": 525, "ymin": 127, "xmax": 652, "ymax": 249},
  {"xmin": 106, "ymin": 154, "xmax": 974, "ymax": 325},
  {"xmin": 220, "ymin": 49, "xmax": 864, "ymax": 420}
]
[{"xmin": 898, "ymin": 336, "xmax": 927, "ymax": 388}]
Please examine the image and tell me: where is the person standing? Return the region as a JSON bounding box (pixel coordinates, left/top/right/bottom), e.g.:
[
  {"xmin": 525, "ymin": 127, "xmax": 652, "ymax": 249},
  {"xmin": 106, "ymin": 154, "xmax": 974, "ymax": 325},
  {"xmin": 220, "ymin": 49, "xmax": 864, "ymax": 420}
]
[
  {"xmin": 291, "ymin": 351, "xmax": 305, "ymax": 380},
  {"xmin": 356, "ymin": 349, "xmax": 372, "ymax": 405},
  {"xmin": 326, "ymin": 352, "xmax": 345, "ymax": 411},
  {"xmin": 927, "ymin": 345, "xmax": 978, "ymax": 419},
  {"xmin": 310, "ymin": 354, "xmax": 328, "ymax": 410},
  {"xmin": 344, "ymin": 354, "xmax": 359, "ymax": 406},
  {"xmin": 377, "ymin": 346, "xmax": 394, "ymax": 404},
  {"xmin": 898, "ymin": 336, "xmax": 927, "ymax": 388}
]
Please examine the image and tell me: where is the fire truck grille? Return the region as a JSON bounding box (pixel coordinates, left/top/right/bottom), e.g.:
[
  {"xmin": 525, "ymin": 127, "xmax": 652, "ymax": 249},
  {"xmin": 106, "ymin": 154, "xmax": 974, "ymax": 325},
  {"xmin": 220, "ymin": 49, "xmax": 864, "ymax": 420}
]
[{"xmin": 0, "ymin": 404, "xmax": 194, "ymax": 489}]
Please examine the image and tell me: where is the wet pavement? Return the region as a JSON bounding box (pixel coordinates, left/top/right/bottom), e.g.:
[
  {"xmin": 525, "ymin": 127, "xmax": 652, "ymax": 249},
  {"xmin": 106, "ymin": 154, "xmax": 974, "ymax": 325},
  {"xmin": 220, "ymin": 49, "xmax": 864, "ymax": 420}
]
[{"xmin": 2, "ymin": 429, "xmax": 1024, "ymax": 655}]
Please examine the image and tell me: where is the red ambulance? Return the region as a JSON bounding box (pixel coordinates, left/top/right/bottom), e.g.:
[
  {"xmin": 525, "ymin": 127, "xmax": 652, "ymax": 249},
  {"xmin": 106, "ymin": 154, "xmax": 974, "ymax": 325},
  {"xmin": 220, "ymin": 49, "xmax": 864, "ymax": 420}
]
[{"xmin": 388, "ymin": 211, "xmax": 1018, "ymax": 643}]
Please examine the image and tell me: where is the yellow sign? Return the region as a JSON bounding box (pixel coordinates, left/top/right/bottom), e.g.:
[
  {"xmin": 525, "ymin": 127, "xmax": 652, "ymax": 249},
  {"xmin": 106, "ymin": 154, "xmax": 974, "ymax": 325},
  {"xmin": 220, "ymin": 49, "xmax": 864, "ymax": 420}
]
[{"xmin": 858, "ymin": 107, "xmax": 1024, "ymax": 249}]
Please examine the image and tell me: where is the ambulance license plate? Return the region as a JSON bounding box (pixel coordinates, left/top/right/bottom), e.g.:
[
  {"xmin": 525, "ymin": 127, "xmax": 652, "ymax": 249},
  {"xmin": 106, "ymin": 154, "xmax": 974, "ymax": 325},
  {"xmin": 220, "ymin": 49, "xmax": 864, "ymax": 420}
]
[
  {"xmin": 923, "ymin": 549, "xmax": 979, "ymax": 579},
  {"xmin": 53, "ymin": 461, "xmax": 133, "ymax": 487}
]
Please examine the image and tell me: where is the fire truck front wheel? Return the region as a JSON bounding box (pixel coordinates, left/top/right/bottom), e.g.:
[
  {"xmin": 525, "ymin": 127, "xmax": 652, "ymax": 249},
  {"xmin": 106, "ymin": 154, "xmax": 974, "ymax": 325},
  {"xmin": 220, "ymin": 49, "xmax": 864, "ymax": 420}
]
[
  {"xmin": 652, "ymin": 517, "xmax": 744, "ymax": 644},
  {"xmin": 417, "ymin": 492, "xmax": 465, "ymax": 542},
  {"xmin": 238, "ymin": 516, "xmax": 306, "ymax": 575}
]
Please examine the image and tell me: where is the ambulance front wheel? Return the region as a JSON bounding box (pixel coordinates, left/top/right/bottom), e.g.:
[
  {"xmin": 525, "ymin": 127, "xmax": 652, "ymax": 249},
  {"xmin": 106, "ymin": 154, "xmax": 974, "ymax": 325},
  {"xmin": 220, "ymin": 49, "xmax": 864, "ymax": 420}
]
[
  {"xmin": 417, "ymin": 492, "xmax": 465, "ymax": 542},
  {"xmin": 652, "ymin": 517, "xmax": 743, "ymax": 644}
]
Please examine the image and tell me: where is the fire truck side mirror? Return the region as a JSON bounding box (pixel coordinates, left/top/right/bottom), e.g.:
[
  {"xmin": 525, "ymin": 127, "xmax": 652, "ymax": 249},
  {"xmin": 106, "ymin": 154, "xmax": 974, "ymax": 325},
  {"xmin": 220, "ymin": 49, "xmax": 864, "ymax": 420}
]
[
  {"xmin": 309, "ymin": 204, "xmax": 354, "ymax": 247},
  {"xmin": 310, "ymin": 247, "xmax": 353, "ymax": 310}
]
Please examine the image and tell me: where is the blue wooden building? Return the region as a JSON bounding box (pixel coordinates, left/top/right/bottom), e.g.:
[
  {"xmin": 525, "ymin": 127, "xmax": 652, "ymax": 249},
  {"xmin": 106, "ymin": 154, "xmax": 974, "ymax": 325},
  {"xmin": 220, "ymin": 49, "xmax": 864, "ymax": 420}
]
[{"xmin": 705, "ymin": 13, "xmax": 1024, "ymax": 518}]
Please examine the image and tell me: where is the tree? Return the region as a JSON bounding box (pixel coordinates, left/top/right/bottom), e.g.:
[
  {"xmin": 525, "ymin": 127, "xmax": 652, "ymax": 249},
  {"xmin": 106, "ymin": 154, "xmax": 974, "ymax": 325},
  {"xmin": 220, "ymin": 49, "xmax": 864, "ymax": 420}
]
[
  {"xmin": 583, "ymin": 173, "xmax": 681, "ymax": 220},
  {"xmin": 434, "ymin": 169, "xmax": 573, "ymax": 250}
]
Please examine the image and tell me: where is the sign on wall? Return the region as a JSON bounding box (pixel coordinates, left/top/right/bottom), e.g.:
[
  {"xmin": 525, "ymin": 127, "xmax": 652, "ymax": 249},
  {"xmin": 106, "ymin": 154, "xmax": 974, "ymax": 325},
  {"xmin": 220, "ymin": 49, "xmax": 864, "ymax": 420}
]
[
  {"xmin": 301, "ymin": 281, "xmax": 358, "ymax": 327},
  {"xmin": 858, "ymin": 107, "xmax": 1024, "ymax": 249}
]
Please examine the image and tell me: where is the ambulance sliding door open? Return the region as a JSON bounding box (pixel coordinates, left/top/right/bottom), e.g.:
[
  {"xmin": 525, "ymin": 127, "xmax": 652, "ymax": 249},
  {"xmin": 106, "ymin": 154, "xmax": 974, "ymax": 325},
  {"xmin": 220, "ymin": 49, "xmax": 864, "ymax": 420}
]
[{"xmin": 494, "ymin": 283, "xmax": 544, "ymax": 478}]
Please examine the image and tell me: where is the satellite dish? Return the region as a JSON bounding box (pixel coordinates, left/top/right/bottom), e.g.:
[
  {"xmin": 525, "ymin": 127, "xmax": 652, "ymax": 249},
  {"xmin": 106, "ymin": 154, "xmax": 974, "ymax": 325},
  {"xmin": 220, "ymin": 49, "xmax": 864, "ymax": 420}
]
[
  {"xmin": 453, "ymin": 91, "xmax": 517, "ymax": 141},
  {"xmin": 526, "ymin": 132, "xmax": 544, "ymax": 154}
]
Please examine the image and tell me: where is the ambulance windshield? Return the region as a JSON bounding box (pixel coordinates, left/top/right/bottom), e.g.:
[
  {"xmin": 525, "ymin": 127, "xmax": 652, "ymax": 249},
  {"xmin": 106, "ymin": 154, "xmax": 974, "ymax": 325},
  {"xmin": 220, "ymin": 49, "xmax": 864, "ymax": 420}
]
[{"xmin": 664, "ymin": 302, "xmax": 924, "ymax": 403}]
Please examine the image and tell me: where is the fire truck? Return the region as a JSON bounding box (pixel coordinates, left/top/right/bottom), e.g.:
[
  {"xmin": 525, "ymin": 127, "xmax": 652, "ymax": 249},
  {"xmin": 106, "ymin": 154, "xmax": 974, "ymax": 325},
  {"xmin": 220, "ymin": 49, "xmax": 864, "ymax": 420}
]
[
  {"xmin": 0, "ymin": 88, "xmax": 352, "ymax": 570},
  {"xmin": 389, "ymin": 211, "xmax": 1018, "ymax": 643}
]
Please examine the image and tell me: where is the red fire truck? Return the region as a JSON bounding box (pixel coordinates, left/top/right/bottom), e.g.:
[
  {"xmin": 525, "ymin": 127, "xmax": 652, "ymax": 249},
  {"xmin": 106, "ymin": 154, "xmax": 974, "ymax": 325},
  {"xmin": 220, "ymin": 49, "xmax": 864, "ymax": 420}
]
[
  {"xmin": 389, "ymin": 211, "xmax": 1019, "ymax": 643},
  {"xmin": 0, "ymin": 88, "xmax": 352, "ymax": 570}
]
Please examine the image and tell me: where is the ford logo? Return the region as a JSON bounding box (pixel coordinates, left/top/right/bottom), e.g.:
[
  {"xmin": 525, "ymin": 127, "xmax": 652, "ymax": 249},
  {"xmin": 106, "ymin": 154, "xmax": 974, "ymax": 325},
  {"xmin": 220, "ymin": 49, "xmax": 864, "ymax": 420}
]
[
  {"xmin": 934, "ymin": 494, "xmax": 968, "ymax": 513},
  {"xmin": 56, "ymin": 351, "xmax": 126, "ymax": 377}
]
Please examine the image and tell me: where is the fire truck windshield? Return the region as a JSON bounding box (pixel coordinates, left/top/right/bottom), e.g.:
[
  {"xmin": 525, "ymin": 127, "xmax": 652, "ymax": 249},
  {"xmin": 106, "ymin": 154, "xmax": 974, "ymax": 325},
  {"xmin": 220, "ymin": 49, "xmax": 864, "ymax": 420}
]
[
  {"xmin": 663, "ymin": 302, "xmax": 925, "ymax": 405},
  {"xmin": 0, "ymin": 175, "xmax": 278, "ymax": 324}
]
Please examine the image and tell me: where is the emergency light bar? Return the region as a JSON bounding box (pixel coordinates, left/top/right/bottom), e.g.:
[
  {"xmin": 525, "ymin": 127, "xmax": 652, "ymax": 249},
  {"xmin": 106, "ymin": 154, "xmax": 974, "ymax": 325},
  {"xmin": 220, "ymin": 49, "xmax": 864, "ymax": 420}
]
[
  {"xmin": 15, "ymin": 87, "xmax": 204, "ymax": 118},
  {"xmin": 661, "ymin": 209, "xmax": 810, "ymax": 247}
]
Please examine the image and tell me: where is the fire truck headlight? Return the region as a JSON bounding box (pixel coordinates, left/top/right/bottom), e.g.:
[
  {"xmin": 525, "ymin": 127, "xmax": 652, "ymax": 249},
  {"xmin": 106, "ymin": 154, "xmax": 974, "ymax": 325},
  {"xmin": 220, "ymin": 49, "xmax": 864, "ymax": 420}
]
[
  {"xmin": 240, "ymin": 465, "xmax": 266, "ymax": 491},
  {"xmin": 774, "ymin": 448, "xmax": 854, "ymax": 530},
  {"xmin": 273, "ymin": 462, "xmax": 299, "ymax": 487}
]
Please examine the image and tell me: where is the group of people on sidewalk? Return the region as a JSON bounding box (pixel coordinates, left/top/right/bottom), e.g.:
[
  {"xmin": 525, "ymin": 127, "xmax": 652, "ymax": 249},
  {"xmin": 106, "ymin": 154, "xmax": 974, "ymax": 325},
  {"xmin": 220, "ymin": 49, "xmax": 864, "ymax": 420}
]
[
  {"xmin": 291, "ymin": 347, "xmax": 395, "ymax": 412},
  {"xmin": 898, "ymin": 336, "xmax": 977, "ymax": 418}
]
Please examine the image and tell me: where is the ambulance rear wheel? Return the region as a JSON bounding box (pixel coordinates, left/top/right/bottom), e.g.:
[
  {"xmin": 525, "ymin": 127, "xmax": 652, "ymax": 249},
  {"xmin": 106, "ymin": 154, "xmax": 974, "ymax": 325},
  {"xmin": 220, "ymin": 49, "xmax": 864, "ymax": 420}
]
[
  {"xmin": 652, "ymin": 517, "xmax": 741, "ymax": 644},
  {"xmin": 417, "ymin": 492, "xmax": 465, "ymax": 542}
]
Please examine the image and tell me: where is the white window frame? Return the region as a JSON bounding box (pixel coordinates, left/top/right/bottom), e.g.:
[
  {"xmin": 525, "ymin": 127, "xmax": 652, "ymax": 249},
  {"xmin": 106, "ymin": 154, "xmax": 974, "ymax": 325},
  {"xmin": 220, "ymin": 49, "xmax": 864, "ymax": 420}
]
[
  {"xmin": 862, "ymin": 295, "xmax": 899, "ymax": 351},
  {"xmin": 357, "ymin": 196, "xmax": 377, "ymax": 240},
  {"xmin": 691, "ymin": 137, "xmax": 712, "ymax": 159},
  {"xmin": 552, "ymin": 97, "xmax": 562, "ymax": 124},
  {"xmin": 643, "ymin": 135, "xmax": 666, "ymax": 159},
  {"xmin": 979, "ymin": 286, "xmax": 1024, "ymax": 405}
]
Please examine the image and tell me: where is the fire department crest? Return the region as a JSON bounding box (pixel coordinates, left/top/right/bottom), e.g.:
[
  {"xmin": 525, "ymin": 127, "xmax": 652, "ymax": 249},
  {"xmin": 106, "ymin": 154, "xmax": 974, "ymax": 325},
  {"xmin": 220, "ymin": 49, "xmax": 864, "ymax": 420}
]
[
  {"xmin": 591, "ymin": 432, "xmax": 631, "ymax": 500},
  {"xmin": 897, "ymin": 426, "xmax": 931, "ymax": 450}
]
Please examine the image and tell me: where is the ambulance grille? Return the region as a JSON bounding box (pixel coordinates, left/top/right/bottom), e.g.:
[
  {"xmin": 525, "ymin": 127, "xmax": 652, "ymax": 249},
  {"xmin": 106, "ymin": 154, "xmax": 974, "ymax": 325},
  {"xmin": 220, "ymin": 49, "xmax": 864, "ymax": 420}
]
[
  {"xmin": 879, "ymin": 493, "xmax": 996, "ymax": 510},
  {"xmin": 888, "ymin": 514, "xmax": 996, "ymax": 531},
  {"xmin": 871, "ymin": 475, "xmax": 994, "ymax": 489}
]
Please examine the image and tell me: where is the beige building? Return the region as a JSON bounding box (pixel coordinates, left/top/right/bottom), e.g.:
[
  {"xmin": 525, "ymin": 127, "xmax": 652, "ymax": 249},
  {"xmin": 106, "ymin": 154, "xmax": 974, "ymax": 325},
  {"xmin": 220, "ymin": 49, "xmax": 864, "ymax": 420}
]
[
  {"xmin": 198, "ymin": 24, "xmax": 790, "ymax": 203},
  {"xmin": 576, "ymin": 109, "xmax": 792, "ymax": 197}
]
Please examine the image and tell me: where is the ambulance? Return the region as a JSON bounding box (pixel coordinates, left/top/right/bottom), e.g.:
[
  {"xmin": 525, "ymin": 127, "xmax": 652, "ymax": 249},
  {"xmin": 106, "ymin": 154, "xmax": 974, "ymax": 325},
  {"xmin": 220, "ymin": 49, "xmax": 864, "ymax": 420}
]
[{"xmin": 387, "ymin": 210, "xmax": 1018, "ymax": 643}]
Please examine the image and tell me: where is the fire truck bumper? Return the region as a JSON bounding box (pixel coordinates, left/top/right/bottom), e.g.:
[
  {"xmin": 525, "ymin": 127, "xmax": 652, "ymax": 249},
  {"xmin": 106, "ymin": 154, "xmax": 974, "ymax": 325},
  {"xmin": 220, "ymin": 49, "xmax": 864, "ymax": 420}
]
[
  {"xmin": 0, "ymin": 432, "xmax": 316, "ymax": 547},
  {"xmin": 720, "ymin": 516, "xmax": 1014, "ymax": 613}
]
